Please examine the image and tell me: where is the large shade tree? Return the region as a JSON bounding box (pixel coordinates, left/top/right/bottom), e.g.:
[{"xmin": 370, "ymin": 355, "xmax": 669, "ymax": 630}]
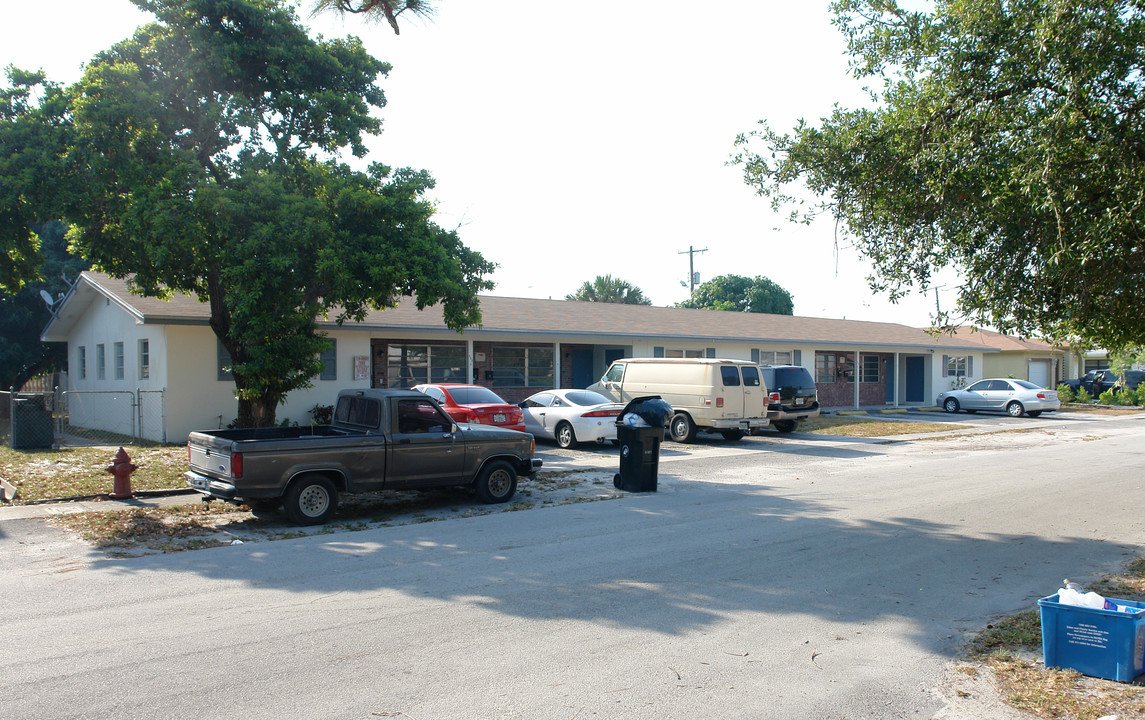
[
  {"xmin": 733, "ymin": 0, "xmax": 1145, "ymax": 350},
  {"xmin": 678, "ymin": 274, "xmax": 794, "ymax": 315},
  {"xmin": 566, "ymin": 275, "xmax": 653, "ymax": 305},
  {"xmin": 1, "ymin": 0, "xmax": 494, "ymax": 426}
]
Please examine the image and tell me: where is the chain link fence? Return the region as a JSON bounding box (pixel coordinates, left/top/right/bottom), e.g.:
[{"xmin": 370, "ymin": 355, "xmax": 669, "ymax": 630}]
[
  {"xmin": 3, "ymin": 390, "xmax": 57, "ymax": 449},
  {"xmin": 3, "ymin": 388, "xmax": 167, "ymax": 449}
]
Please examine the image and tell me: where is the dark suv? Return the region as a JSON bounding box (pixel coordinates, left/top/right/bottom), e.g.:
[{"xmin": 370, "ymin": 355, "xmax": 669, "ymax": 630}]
[
  {"xmin": 1065, "ymin": 369, "xmax": 1144, "ymax": 396},
  {"xmin": 758, "ymin": 365, "xmax": 820, "ymax": 433}
]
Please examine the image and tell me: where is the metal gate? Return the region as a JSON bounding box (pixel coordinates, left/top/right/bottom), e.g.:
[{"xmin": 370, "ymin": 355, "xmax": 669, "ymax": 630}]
[{"xmin": 55, "ymin": 388, "xmax": 168, "ymax": 447}]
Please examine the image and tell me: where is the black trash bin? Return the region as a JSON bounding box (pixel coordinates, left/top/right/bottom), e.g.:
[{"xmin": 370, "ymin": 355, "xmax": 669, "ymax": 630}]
[
  {"xmin": 613, "ymin": 396, "xmax": 672, "ymax": 492},
  {"xmin": 12, "ymin": 396, "xmax": 54, "ymax": 450}
]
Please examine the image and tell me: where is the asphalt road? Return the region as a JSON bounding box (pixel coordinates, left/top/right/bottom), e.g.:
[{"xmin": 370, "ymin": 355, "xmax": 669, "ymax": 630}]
[{"xmin": 2, "ymin": 410, "xmax": 1144, "ymax": 719}]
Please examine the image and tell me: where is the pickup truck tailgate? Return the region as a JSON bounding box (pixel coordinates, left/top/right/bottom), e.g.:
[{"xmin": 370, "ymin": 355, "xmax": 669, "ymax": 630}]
[{"xmin": 189, "ymin": 442, "xmax": 235, "ymax": 477}]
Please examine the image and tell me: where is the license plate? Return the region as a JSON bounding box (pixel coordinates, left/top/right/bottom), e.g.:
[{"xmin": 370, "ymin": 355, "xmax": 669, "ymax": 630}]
[{"xmin": 493, "ymin": 414, "xmax": 506, "ymax": 423}]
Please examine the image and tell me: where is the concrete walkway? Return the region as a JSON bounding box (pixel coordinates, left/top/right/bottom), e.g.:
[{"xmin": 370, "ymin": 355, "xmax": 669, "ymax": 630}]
[{"xmin": 0, "ymin": 488, "xmax": 200, "ymax": 520}]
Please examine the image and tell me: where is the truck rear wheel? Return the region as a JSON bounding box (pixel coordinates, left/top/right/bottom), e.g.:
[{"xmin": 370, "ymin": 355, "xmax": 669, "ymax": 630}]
[
  {"xmin": 475, "ymin": 460, "xmax": 517, "ymax": 504},
  {"xmin": 283, "ymin": 476, "xmax": 338, "ymax": 525}
]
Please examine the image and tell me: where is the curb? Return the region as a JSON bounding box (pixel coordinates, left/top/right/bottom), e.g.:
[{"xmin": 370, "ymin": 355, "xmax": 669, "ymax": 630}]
[
  {"xmin": 6, "ymin": 487, "xmax": 197, "ymax": 507},
  {"xmin": 824, "ymin": 407, "xmax": 944, "ymax": 416}
]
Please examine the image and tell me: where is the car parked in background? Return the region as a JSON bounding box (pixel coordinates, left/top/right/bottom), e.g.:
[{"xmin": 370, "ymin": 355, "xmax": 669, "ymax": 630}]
[
  {"xmin": 411, "ymin": 383, "xmax": 526, "ymax": 432},
  {"xmin": 937, "ymin": 378, "xmax": 1060, "ymax": 417},
  {"xmin": 1076, "ymin": 369, "xmax": 1145, "ymax": 395},
  {"xmin": 757, "ymin": 365, "xmax": 820, "ymax": 433},
  {"xmin": 1063, "ymin": 369, "xmax": 1116, "ymax": 396},
  {"xmin": 518, "ymin": 389, "xmax": 624, "ymax": 448},
  {"xmin": 1121, "ymin": 370, "xmax": 1145, "ymax": 391}
]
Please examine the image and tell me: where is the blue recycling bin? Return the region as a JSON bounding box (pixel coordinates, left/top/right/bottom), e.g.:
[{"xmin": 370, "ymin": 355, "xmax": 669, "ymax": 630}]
[{"xmin": 1038, "ymin": 593, "xmax": 1145, "ymax": 682}]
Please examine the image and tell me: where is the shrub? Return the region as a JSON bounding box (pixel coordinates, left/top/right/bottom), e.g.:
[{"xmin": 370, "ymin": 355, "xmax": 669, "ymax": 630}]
[
  {"xmin": 309, "ymin": 403, "xmax": 334, "ymax": 425},
  {"xmin": 1099, "ymin": 388, "xmax": 1117, "ymax": 405},
  {"xmin": 1118, "ymin": 386, "xmax": 1140, "ymax": 406},
  {"xmin": 1076, "ymin": 387, "xmax": 1093, "ymax": 403},
  {"xmin": 1056, "ymin": 384, "xmax": 1075, "ymax": 403}
]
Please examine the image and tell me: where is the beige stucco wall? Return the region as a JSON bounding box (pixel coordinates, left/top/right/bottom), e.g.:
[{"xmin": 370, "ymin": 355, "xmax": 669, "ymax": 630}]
[
  {"xmin": 163, "ymin": 326, "xmax": 376, "ymax": 442},
  {"xmin": 981, "ymin": 352, "xmax": 1060, "ymax": 386}
]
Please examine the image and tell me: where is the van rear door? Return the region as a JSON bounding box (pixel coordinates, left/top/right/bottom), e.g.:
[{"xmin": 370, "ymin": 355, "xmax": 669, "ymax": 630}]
[
  {"xmin": 719, "ymin": 365, "xmax": 745, "ymax": 418},
  {"xmin": 740, "ymin": 365, "xmax": 767, "ymax": 419}
]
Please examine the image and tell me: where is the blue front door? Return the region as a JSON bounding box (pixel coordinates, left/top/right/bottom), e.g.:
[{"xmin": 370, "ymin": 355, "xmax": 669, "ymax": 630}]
[
  {"xmin": 571, "ymin": 348, "xmax": 594, "ymax": 388},
  {"xmin": 905, "ymin": 357, "xmax": 924, "ymax": 402},
  {"xmin": 885, "ymin": 356, "xmax": 895, "ymax": 403}
]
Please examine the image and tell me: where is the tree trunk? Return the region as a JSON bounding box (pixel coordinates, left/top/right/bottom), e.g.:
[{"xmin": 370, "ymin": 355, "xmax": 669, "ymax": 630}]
[{"xmin": 235, "ymin": 386, "xmax": 282, "ymax": 428}]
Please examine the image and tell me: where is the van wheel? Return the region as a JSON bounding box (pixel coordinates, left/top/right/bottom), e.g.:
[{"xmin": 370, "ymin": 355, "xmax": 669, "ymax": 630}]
[
  {"xmin": 721, "ymin": 429, "xmax": 745, "ymax": 441},
  {"xmin": 475, "ymin": 460, "xmax": 517, "ymax": 503},
  {"xmin": 669, "ymin": 413, "xmax": 697, "ymax": 443},
  {"xmin": 283, "ymin": 476, "xmax": 338, "ymax": 525}
]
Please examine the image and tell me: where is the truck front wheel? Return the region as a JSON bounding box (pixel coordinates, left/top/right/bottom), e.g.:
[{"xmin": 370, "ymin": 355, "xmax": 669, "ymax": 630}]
[
  {"xmin": 284, "ymin": 476, "xmax": 338, "ymax": 525},
  {"xmin": 475, "ymin": 460, "xmax": 517, "ymax": 504}
]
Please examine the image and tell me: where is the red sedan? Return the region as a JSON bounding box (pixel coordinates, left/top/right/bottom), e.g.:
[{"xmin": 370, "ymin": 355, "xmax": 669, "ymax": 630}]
[{"xmin": 411, "ymin": 383, "xmax": 526, "ymax": 432}]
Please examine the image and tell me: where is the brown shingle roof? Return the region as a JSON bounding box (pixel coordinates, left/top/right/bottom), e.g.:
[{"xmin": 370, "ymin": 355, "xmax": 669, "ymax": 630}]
[
  {"xmin": 936, "ymin": 326, "xmax": 1060, "ymax": 353},
  {"xmin": 50, "ymin": 271, "xmax": 995, "ymax": 352}
]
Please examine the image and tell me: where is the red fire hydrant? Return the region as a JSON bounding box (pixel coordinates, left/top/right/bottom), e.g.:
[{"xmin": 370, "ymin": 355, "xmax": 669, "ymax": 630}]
[{"xmin": 106, "ymin": 447, "xmax": 138, "ymax": 499}]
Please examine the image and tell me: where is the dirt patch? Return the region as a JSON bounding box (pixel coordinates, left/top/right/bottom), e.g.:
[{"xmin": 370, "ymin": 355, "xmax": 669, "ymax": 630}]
[{"xmin": 51, "ymin": 467, "xmax": 622, "ymax": 557}]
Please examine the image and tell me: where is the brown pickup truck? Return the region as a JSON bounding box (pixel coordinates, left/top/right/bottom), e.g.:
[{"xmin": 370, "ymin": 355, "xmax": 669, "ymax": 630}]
[{"xmin": 186, "ymin": 388, "xmax": 542, "ymax": 524}]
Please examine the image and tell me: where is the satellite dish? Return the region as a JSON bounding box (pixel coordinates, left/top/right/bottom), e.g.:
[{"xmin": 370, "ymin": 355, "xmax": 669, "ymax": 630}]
[{"xmin": 40, "ymin": 290, "xmax": 56, "ymax": 308}]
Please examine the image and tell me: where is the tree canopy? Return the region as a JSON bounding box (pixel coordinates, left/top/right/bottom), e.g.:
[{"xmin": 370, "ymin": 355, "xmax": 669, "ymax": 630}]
[
  {"xmin": 1, "ymin": 0, "xmax": 494, "ymax": 425},
  {"xmin": 678, "ymin": 274, "xmax": 794, "ymax": 315},
  {"xmin": 0, "ymin": 222, "xmax": 89, "ymax": 391},
  {"xmin": 733, "ymin": 0, "xmax": 1145, "ymax": 350},
  {"xmin": 566, "ymin": 275, "xmax": 653, "ymax": 305},
  {"xmin": 312, "ymin": 0, "xmax": 436, "ymax": 34}
]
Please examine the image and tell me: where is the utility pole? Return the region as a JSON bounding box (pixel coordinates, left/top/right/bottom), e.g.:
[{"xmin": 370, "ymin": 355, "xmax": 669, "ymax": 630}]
[{"xmin": 679, "ymin": 245, "xmax": 708, "ymax": 294}]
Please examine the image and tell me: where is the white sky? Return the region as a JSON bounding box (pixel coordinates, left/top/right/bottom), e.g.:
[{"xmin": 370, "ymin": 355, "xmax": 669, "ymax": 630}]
[{"xmin": 1, "ymin": 0, "xmax": 962, "ymax": 326}]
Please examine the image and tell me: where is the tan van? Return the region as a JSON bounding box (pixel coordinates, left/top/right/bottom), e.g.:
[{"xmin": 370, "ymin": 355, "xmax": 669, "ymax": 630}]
[{"xmin": 588, "ymin": 358, "xmax": 769, "ymax": 442}]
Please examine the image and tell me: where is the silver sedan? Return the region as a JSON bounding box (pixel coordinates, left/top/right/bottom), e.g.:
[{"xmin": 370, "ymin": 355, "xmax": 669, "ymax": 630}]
[
  {"xmin": 937, "ymin": 378, "xmax": 1060, "ymax": 417},
  {"xmin": 519, "ymin": 389, "xmax": 624, "ymax": 448}
]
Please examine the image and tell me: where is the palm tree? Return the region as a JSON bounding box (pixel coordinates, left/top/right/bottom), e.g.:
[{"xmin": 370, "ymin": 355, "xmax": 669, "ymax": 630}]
[
  {"xmin": 566, "ymin": 275, "xmax": 653, "ymax": 305},
  {"xmin": 312, "ymin": 0, "xmax": 436, "ymax": 35}
]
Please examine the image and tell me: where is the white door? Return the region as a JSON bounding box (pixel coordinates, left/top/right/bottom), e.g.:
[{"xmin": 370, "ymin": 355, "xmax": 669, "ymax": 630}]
[{"xmin": 1029, "ymin": 360, "xmax": 1050, "ymax": 388}]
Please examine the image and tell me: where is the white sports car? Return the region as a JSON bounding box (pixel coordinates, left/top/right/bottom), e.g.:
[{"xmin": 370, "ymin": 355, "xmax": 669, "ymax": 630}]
[{"xmin": 519, "ymin": 389, "xmax": 624, "ymax": 448}]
